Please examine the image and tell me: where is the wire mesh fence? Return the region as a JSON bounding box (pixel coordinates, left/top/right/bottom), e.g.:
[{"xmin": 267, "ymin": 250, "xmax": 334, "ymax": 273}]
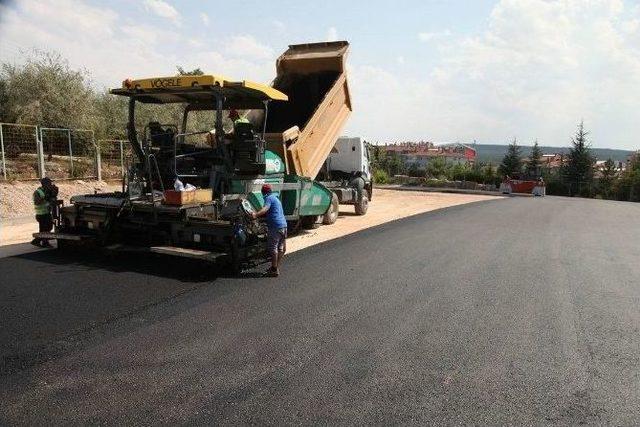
[
  {"xmin": 0, "ymin": 123, "xmax": 40, "ymax": 180},
  {"xmin": 39, "ymin": 128, "xmax": 98, "ymax": 179},
  {"xmin": 70, "ymin": 129, "xmax": 98, "ymax": 179},
  {"xmin": 99, "ymin": 139, "xmax": 130, "ymax": 179},
  {"xmin": 0, "ymin": 123, "xmax": 105, "ymax": 181}
]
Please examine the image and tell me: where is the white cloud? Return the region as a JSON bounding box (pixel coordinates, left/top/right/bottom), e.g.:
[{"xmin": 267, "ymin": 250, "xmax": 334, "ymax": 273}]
[
  {"xmin": 326, "ymin": 27, "xmax": 338, "ymax": 41},
  {"xmin": 143, "ymin": 0, "xmax": 181, "ymax": 26},
  {"xmin": 345, "ymin": 0, "xmax": 640, "ymax": 149},
  {"xmin": 418, "ymin": 30, "xmax": 451, "ymax": 42},
  {"xmin": 2, "ymin": 0, "xmax": 640, "ymax": 149},
  {"xmin": 0, "ymin": 0, "xmax": 274, "ymax": 89},
  {"xmin": 224, "ymin": 35, "xmax": 274, "ymax": 60},
  {"xmin": 200, "ymin": 12, "xmax": 210, "ymax": 27}
]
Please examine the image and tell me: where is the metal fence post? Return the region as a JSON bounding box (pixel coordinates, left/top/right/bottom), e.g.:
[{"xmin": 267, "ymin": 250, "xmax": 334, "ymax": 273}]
[
  {"xmin": 0, "ymin": 124, "xmax": 6, "ymax": 180},
  {"xmin": 67, "ymin": 129, "xmax": 74, "ymax": 177},
  {"xmin": 37, "ymin": 127, "xmax": 45, "ymax": 178},
  {"xmin": 119, "ymin": 140, "xmax": 125, "ymax": 178},
  {"xmin": 94, "ymin": 134, "xmax": 102, "ymax": 181}
]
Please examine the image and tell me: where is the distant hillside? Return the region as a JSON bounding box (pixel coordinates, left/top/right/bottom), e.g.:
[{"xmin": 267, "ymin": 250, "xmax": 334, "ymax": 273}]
[{"xmin": 471, "ymin": 144, "xmax": 634, "ymax": 164}]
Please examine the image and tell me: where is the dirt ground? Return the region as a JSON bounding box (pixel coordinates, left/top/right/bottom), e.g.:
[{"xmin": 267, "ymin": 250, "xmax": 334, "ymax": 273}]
[
  {"xmin": 287, "ymin": 189, "xmax": 498, "ymax": 253},
  {"xmin": 0, "ymin": 180, "xmax": 121, "ymax": 219},
  {"xmin": 0, "ymin": 187, "xmax": 500, "ymax": 248}
]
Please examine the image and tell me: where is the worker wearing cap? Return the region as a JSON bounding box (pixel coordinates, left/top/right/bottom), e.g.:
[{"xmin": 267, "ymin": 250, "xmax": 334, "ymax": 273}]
[
  {"xmin": 31, "ymin": 177, "xmax": 58, "ymax": 248},
  {"xmin": 251, "ymin": 184, "xmax": 287, "ymax": 277}
]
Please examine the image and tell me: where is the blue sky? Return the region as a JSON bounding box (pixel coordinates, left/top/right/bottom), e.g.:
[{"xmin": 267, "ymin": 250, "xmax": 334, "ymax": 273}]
[{"xmin": 1, "ymin": 0, "xmax": 639, "ymax": 149}]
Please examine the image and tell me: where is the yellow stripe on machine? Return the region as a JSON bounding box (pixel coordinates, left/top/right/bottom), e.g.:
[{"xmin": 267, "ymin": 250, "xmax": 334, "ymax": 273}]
[
  {"xmin": 116, "ymin": 75, "xmax": 288, "ymax": 101},
  {"xmin": 125, "ymin": 75, "xmax": 227, "ymax": 90}
]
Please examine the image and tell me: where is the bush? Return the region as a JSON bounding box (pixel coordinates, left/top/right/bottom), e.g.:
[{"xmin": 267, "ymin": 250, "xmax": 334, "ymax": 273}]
[
  {"xmin": 373, "ymin": 169, "xmax": 389, "ymax": 184},
  {"xmin": 545, "ymin": 178, "xmax": 569, "ymax": 196}
]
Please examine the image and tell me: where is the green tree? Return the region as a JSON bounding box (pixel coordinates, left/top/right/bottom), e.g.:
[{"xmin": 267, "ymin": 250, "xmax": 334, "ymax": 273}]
[
  {"xmin": 176, "ymin": 66, "xmax": 204, "ymax": 76},
  {"xmin": 564, "ymin": 121, "xmax": 595, "ymax": 197},
  {"xmin": 0, "ymin": 50, "xmax": 95, "ymax": 128},
  {"xmin": 90, "ymin": 91, "xmax": 128, "ymax": 140},
  {"xmin": 598, "ymin": 158, "xmax": 616, "ymax": 199},
  {"xmin": 426, "ymin": 156, "xmax": 449, "ymax": 179},
  {"xmin": 386, "ymin": 151, "xmax": 405, "ymax": 176},
  {"xmin": 614, "ymin": 154, "xmax": 640, "ymax": 202},
  {"xmin": 526, "ymin": 140, "xmax": 543, "ymax": 177},
  {"xmin": 407, "ymin": 162, "xmax": 422, "ymax": 177},
  {"xmin": 498, "ymin": 139, "xmax": 522, "ymax": 177},
  {"xmin": 448, "ymin": 162, "xmax": 470, "ymax": 181},
  {"xmin": 483, "ymin": 162, "xmax": 496, "ymax": 184}
]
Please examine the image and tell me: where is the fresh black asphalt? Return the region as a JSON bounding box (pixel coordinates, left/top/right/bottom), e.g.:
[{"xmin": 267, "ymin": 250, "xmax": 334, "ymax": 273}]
[{"xmin": 1, "ymin": 196, "xmax": 640, "ymax": 424}]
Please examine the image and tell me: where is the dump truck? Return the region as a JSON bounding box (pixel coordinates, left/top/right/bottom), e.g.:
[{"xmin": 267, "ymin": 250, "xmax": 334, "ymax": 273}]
[
  {"xmin": 34, "ymin": 41, "xmax": 369, "ymax": 271},
  {"xmin": 264, "ymin": 41, "xmax": 371, "ymax": 221}
]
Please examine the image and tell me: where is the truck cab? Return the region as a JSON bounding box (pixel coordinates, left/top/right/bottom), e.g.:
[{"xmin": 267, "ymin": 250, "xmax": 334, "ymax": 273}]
[{"xmin": 327, "ymin": 137, "xmax": 372, "ymax": 182}]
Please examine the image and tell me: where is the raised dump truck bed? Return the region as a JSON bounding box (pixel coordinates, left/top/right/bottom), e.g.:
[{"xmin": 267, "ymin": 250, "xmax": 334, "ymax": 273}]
[{"xmin": 265, "ymin": 41, "xmax": 352, "ymax": 180}]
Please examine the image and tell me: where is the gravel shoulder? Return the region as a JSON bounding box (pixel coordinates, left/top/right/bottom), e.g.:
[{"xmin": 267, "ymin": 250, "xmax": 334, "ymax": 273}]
[
  {"xmin": 1, "ymin": 180, "xmax": 121, "ymax": 219},
  {"xmin": 288, "ymin": 189, "xmax": 500, "ymax": 253},
  {"xmin": 0, "ymin": 185, "xmax": 500, "ymax": 247}
]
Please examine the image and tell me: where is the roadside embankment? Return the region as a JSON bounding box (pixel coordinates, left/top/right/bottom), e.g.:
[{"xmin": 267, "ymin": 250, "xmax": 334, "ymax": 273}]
[
  {"xmin": 0, "ymin": 185, "xmax": 501, "ymax": 248},
  {"xmin": 1, "ymin": 180, "xmax": 121, "ymax": 219},
  {"xmin": 288, "ymin": 189, "xmax": 501, "ymax": 252}
]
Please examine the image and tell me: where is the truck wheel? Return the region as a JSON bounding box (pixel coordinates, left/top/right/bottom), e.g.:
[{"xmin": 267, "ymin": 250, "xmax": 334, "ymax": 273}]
[
  {"xmin": 322, "ymin": 193, "xmax": 339, "ymax": 225},
  {"xmin": 355, "ymin": 195, "xmax": 369, "ymax": 216},
  {"xmin": 300, "ymin": 215, "xmax": 321, "ymax": 229}
]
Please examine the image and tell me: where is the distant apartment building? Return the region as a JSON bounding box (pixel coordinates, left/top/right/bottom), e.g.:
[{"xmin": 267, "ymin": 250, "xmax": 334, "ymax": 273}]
[
  {"xmin": 540, "ymin": 154, "xmax": 564, "ymax": 169},
  {"xmin": 383, "ymin": 142, "xmax": 476, "ymax": 169}
]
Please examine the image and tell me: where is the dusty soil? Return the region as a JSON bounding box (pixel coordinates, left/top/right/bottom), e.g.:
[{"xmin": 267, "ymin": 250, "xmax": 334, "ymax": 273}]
[
  {"xmin": 1, "ymin": 187, "xmax": 500, "ymax": 248},
  {"xmin": 287, "ymin": 189, "xmax": 498, "ymax": 253},
  {"xmin": 1, "ymin": 180, "xmax": 121, "ymax": 219}
]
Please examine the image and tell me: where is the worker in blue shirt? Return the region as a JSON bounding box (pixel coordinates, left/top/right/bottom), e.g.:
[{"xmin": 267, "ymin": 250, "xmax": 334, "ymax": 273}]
[{"xmin": 251, "ymin": 184, "xmax": 287, "ymax": 277}]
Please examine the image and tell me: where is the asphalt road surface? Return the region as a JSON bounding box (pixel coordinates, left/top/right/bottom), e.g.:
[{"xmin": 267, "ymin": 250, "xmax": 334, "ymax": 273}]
[{"xmin": 2, "ymin": 196, "xmax": 640, "ymax": 424}]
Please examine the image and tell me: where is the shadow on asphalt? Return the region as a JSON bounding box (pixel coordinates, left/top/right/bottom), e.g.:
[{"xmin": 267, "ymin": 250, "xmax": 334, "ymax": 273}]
[{"xmin": 14, "ymin": 248, "xmax": 228, "ymax": 282}]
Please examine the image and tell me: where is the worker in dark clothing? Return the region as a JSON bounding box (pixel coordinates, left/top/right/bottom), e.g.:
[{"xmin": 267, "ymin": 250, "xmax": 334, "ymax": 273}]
[
  {"xmin": 251, "ymin": 184, "xmax": 287, "ymax": 277},
  {"xmin": 228, "ymin": 109, "xmax": 250, "ymax": 130},
  {"xmin": 31, "ymin": 177, "xmax": 58, "ymax": 248}
]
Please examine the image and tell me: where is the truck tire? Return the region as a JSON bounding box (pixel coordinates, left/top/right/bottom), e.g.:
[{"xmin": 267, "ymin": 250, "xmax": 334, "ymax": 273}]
[
  {"xmin": 300, "ymin": 215, "xmax": 321, "ymax": 229},
  {"xmin": 322, "ymin": 193, "xmax": 339, "ymax": 225},
  {"xmin": 355, "ymin": 195, "xmax": 369, "ymax": 216}
]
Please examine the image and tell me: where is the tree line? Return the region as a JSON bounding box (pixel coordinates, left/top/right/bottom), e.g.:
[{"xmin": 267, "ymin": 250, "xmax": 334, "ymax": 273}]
[
  {"xmin": 497, "ymin": 122, "xmax": 640, "ymax": 201},
  {"xmin": 371, "ymin": 121, "xmax": 640, "ymax": 202},
  {"xmin": 3, "ymin": 51, "xmax": 639, "ymax": 201},
  {"xmin": 0, "ymin": 50, "xmax": 213, "ymax": 141},
  {"xmin": 369, "ymin": 146, "xmax": 498, "ymax": 186}
]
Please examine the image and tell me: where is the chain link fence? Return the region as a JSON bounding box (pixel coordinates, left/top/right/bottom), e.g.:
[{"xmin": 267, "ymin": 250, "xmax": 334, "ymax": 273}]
[
  {"xmin": 40, "ymin": 128, "xmax": 98, "ymax": 179},
  {"xmin": 0, "ymin": 123, "xmax": 41, "ymax": 180},
  {"xmin": 1, "ymin": 123, "xmax": 107, "ymax": 181},
  {"xmin": 98, "ymin": 139, "xmax": 131, "ymax": 179}
]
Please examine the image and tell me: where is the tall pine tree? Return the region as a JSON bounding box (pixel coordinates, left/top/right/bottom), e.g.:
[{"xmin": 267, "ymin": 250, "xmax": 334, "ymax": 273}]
[
  {"xmin": 498, "ymin": 139, "xmax": 522, "ymax": 177},
  {"xmin": 526, "ymin": 140, "xmax": 543, "ymax": 178},
  {"xmin": 564, "ymin": 121, "xmax": 595, "ymax": 197}
]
